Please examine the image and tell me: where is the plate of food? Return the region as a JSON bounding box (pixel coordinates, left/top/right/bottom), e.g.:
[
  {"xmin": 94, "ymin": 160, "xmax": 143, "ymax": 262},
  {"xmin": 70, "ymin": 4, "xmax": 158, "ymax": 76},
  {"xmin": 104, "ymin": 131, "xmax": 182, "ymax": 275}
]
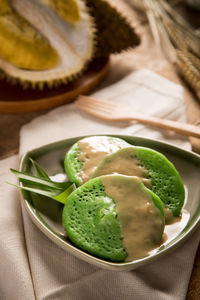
[{"xmin": 12, "ymin": 135, "xmax": 200, "ymax": 271}]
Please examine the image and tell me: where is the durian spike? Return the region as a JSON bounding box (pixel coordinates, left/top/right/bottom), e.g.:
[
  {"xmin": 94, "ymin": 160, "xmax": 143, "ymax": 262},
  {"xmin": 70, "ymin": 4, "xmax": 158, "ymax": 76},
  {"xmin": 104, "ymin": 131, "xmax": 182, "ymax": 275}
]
[
  {"xmin": 0, "ymin": 0, "xmax": 59, "ymax": 70},
  {"xmin": 86, "ymin": 0, "xmax": 140, "ymax": 57}
]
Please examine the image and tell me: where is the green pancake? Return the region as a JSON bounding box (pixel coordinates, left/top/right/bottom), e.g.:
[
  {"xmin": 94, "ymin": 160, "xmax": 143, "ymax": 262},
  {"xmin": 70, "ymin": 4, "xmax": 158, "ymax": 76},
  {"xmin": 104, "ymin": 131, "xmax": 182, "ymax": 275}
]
[
  {"xmin": 92, "ymin": 146, "xmax": 185, "ymax": 217},
  {"xmin": 63, "ymin": 174, "xmax": 165, "ymax": 262},
  {"xmin": 64, "ymin": 136, "xmax": 130, "ymax": 186}
]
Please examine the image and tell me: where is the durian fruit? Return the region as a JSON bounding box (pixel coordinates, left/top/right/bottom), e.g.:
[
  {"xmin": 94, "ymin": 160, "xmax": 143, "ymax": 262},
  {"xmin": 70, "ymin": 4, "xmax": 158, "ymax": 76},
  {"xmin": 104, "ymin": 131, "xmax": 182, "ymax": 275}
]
[
  {"xmin": 0, "ymin": 0, "xmax": 140, "ymax": 88},
  {"xmin": 0, "ymin": 0, "xmax": 95, "ymax": 88}
]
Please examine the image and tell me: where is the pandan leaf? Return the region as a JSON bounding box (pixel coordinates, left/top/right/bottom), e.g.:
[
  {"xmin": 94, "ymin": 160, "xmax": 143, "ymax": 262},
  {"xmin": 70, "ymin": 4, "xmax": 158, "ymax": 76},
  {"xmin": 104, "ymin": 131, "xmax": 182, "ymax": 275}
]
[
  {"xmin": 9, "ymin": 182, "xmax": 60, "ymax": 199},
  {"xmin": 10, "ymin": 169, "xmax": 67, "ymax": 190},
  {"xmin": 86, "ymin": 0, "xmax": 140, "ymax": 57},
  {"xmin": 29, "ymin": 158, "xmax": 50, "ymax": 180},
  {"xmin": 10, "ymin": 167, "xmax": 76, "ymax": 204},
  {"xmin": 53, "ymin": 185, "xmax": 76, "ymax": 204},
  {"xmin": 9, "ymin": 182, "xmax": 74, "ymax": 204}
]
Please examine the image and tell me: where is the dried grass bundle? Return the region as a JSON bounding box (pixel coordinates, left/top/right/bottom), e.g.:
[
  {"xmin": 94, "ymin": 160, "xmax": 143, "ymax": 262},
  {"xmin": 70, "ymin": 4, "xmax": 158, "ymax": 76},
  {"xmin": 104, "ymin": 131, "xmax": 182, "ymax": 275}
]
[{"xmin": 128, "ymin": 0, "xmax": 200, "ymax": 100}]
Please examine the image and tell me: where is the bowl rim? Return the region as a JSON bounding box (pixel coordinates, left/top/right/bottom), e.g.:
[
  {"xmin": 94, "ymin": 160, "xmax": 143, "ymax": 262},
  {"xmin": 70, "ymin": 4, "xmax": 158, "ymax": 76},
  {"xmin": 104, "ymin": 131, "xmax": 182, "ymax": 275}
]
[{"xmin": 19, "ymin": 134, "xmax": 200, "ymax": 271}]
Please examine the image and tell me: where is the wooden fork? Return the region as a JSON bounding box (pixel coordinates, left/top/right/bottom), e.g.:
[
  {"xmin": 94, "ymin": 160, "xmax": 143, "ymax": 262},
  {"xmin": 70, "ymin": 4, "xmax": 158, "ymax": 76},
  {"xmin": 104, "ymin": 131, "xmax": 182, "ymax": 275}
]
[{"xmin": 75, "ymin": 95, "xmax": 200, "ymax": 138}]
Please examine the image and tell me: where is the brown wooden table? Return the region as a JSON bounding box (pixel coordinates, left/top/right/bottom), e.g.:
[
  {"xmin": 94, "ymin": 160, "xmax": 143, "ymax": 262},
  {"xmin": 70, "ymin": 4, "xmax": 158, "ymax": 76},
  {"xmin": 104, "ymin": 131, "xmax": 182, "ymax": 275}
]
[{"xmin": 0, "ymin": 0, "xmax": 199, "ymax": 298}]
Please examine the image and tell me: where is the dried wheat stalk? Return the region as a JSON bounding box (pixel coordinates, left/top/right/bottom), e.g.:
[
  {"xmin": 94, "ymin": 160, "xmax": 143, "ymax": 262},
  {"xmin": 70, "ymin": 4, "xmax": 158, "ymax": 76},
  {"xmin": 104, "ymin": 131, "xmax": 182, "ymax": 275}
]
[{"xmin": 128, "ymin": 0, "xmax": 200, "ymax": 100}]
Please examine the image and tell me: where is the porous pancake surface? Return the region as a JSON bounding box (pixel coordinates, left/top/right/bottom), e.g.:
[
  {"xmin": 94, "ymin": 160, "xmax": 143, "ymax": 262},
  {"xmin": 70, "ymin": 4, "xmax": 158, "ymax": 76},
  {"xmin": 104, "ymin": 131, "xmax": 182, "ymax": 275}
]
[
  {"xmin": 63, "ymin": 176, "xmax": 127, "ymax": 262},
  {"xmin": 63, "ymin": 175, "xmax": 165, "ymax": 262},
  {"xmin": 136, "ymin": 147, "xmax": 185, "ymax": 216},
  {"xmin": 93, "ymin": 146, "xmax": 185, "ymax": 216}
]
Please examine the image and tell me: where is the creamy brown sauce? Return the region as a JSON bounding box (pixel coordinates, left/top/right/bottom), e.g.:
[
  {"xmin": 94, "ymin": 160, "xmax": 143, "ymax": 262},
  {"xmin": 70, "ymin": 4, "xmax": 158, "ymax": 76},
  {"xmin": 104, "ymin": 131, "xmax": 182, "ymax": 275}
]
[
  {"xmin": 164, "ymin": 207, "xmax": 178, "ymax": 224},
  {"xmin": 78, "ymin": 136, "xmax": 126, "ymax": 183},
  {"xmin": 93, "ymin": 147, "xmax": 185, "ymax": 226},
  {"xmin": 101, "ymin": 175, "xmax": 164, "ymax": 261},
  {"xmin": 163, "ymin": 209, "xmax": 190, "ymax": 242},
  {"xmin": 93, "ymin": 147, "xmax": 152, "ymax": 189}
]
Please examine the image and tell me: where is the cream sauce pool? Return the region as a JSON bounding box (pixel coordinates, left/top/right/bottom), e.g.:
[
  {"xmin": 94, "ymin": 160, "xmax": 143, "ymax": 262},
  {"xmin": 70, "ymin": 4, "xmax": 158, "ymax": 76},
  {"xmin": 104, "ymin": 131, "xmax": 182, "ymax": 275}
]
[{"xmin": 93, "ymin": 146, "xmax": 152, "ymax": 188}]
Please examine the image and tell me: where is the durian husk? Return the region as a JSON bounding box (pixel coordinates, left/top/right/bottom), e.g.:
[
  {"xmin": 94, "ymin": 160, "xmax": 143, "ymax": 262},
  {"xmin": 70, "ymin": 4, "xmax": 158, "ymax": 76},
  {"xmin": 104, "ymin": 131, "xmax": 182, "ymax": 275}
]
[{"xmin": 86, "ymin": 0, "xmax": 140, "ymax": 57}]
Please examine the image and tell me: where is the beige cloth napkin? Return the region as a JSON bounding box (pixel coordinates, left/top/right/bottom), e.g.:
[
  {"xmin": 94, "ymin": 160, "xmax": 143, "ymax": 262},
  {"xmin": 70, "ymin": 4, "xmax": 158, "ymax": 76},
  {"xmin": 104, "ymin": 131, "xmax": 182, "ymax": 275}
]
[{"xmin": 1, "ymin": 69, "xmax": 200, "ymax": 300}]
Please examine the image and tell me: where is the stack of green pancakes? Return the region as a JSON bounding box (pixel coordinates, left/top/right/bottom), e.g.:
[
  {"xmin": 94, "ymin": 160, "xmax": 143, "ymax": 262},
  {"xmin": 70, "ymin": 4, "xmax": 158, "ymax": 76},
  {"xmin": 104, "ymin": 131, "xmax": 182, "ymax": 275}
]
[{"xmin": 63, "ymin": 135, "xmax": 185, "ymax": 262}]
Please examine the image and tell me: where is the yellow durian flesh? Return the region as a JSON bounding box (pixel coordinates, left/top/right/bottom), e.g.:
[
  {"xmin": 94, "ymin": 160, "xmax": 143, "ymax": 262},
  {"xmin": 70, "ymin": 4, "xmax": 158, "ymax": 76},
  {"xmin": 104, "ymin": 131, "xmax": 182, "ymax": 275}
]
[
  {"xmin": 41, "ymin": 0, "xmax": 81, "ymax": 23},
  {"xmin": 0, "ymin": 0, "xmax": 59, "ymax": 70},
  {"xmin": 0, "ymin": 0, "xmax": 11, "ymax": 14}
]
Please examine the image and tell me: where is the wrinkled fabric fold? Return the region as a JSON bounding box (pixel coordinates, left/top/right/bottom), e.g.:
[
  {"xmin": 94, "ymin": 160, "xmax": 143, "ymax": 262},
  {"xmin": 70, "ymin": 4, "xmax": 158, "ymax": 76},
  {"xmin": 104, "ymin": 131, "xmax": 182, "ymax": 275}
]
[{"xmin": 0, "ymin": 156, "xmax": 35, "ymax": 300}]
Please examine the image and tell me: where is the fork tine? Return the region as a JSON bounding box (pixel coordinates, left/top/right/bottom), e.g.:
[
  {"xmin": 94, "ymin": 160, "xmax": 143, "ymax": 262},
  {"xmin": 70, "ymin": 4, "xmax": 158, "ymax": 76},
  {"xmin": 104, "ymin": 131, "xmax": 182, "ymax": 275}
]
[
  {"xmin": 75, "ymin": 101, "xmax": 111, "ymax": 119},
  {"xmin": 77, "ymin": 95, "xmax": 120, "ymax": 110},
  {"xmin": 76, "ymin": 96, "xmax": 115, "ymax": 114},
  {"xmin": 78, "ymin": 102, "xmax": 111, "ymax": 114},
  {"xmin": 79, "ymin": 100, "xmax": 109, "ymax": 112}
]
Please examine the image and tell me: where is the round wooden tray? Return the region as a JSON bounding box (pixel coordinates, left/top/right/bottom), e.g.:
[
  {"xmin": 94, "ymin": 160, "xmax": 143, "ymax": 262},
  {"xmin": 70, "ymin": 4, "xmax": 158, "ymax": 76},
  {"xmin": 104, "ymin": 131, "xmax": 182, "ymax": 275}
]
[{"xmin": 0, "ymin": 57, "xmax": 109, "ymax": 113}]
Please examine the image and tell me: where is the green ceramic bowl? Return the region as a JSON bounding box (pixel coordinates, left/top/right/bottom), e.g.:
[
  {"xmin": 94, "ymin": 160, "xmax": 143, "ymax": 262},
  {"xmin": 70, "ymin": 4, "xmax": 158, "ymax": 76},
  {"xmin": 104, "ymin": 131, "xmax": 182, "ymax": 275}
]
[{"xmin": 19, "ymin": 134, "xmax": 200, "ymax": 271}]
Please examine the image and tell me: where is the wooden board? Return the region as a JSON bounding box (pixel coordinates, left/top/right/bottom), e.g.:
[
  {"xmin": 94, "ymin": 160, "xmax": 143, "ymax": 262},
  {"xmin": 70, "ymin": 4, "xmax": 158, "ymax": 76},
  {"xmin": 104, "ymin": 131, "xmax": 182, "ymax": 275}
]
[{"xmin": 0, "ymin": 57, "xmax": 109, "ymax": 113}]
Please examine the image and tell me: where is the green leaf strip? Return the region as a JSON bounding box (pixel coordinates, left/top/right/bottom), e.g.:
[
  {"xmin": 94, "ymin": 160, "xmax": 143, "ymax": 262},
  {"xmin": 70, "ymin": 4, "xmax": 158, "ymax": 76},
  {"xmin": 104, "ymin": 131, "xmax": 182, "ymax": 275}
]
[
  {"xmin": 10, "ymin": 168, "xmax": 69, "ymax": 190},
  {"xmin": 10, "ymin": 168, "xmax": 76, "ymax": 204},
  {"xmin": 8, "ymin": 182, "xmax": 59, "ymax": 199},
  {"xmin": 53, "ymin": 183, "xmax": 76, "ymax": 204},
  {"xmin": 29, "ymin": 158, "xmax": 50, "ymax": 180}
]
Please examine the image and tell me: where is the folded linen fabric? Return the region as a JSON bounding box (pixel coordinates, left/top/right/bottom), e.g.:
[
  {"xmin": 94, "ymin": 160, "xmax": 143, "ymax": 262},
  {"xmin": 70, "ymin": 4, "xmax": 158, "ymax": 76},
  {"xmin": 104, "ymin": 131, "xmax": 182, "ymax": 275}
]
[{"xmin": 1, "ymin": 69, "xmax": 199, "ymax": 300}]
